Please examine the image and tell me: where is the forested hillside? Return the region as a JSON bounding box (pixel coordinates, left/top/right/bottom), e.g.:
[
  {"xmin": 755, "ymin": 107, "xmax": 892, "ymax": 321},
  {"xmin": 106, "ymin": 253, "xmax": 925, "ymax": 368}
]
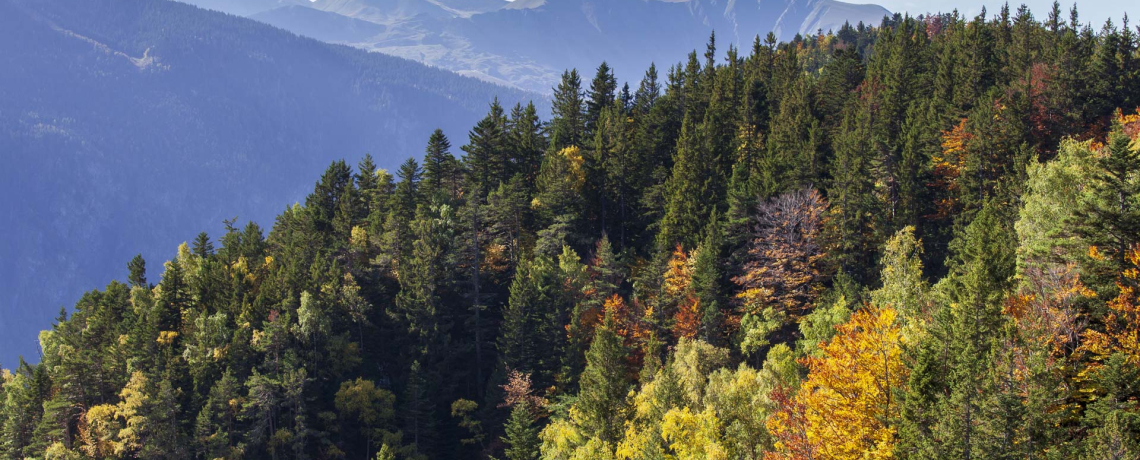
[
  {"xmin": 4, "ymin": 3, "xmax": 1140, "ymax": 459},
  {"xmin": 0, "ymin": 0, "xmax": 540, "ymax": 365}
]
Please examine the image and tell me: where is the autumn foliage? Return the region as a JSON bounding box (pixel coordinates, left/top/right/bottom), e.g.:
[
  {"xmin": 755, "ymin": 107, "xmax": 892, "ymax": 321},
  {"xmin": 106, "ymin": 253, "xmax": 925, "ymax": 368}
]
[
  {"xmin": 1080, "ymin": 247, "xmax": 1140, "ymax": 367},
  {"xmin": 734, "ymin": 189, "xmax": 827, "ymax": 319},
  {"xmin": 767, "ymin": 306, "xmax": 907, "ymax": 460},
  {"xmin": 664, "ymin": 245, "xmax": 702, "ymax": 340}
]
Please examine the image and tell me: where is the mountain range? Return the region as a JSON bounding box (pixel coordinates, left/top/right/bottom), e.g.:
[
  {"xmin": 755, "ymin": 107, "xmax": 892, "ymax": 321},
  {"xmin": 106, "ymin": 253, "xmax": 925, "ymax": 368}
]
[
  {"xmin": 0, "ymin": 0, "xmax": 541, "ymax": 366},
  {"xmin": 207, "ymin": 0, "xmax": 893, "ymax": 93}
]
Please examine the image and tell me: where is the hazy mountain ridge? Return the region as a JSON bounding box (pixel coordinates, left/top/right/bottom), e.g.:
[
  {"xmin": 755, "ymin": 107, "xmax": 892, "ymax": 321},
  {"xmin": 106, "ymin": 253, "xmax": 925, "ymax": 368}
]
[
  {"xmin": 0, "ymin": 0, "xmax": 543, "ymax": 365},
  {"xmin": 226, "ymin": 0, "xmax": 892, "ymax": 93}
]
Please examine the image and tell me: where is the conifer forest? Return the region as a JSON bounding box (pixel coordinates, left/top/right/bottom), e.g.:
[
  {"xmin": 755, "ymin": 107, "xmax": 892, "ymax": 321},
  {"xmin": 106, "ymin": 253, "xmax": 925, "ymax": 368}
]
[{"xmin": 5, "ymin": 3, "xmax": 1140, "ymax": 459}]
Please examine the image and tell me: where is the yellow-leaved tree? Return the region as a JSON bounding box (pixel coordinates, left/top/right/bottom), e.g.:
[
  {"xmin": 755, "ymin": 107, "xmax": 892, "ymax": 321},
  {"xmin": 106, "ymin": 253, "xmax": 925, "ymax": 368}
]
[{"xmin": 767, "ymin": 306, "xmax": 907, "ymax": 460}]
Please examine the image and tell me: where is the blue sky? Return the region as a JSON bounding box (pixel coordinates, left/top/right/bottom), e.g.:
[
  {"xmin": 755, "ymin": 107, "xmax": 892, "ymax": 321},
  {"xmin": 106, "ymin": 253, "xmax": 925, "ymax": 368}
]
[{"xmin": 876, "ymin": 0, "xmax": 1130, "ymax": 29}]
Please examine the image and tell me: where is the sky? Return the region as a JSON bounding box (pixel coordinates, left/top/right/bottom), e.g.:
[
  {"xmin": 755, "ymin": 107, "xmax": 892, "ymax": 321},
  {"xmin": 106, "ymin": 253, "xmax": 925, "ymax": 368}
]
[{"xmin": 874, "ymin": 0, "xmax": 1130, "ymax": 28}]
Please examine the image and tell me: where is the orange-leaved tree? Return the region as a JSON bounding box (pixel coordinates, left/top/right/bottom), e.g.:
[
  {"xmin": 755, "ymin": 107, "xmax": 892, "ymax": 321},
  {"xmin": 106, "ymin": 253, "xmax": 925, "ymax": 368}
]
[
  {"xmin": 663, "ymin": 244, "xmax": 701, "ymax": 340},
  {"xmin": 767, "ymin": 306, "xmax": 907, "ymax": 460}
]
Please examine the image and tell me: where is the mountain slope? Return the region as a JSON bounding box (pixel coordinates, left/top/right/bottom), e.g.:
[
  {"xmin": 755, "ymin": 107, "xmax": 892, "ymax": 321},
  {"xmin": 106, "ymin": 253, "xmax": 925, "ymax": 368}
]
[
  {"xmin": 0, "ymin": 0, "xmax": 542, "ymax": 365},
  {"xmin": 250, "ymin": 4, "xmax": 386, "ymax": 42},
  {"xmin": 244, "ymin": 0, "xmax": 891, "ymax": 93}
]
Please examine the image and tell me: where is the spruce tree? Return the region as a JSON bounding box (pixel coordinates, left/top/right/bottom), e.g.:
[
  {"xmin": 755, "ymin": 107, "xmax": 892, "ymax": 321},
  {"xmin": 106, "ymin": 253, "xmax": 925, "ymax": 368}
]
[
  {"xmin": 508, "ymin": 102, "xmax": 546, "ymax": 185},
  {"xmin": 633, "ymin": 63, "xmax": 660, "ymax": 113},
  {"xmin": 825, "ymin": 103, "xmax": 880, "ymax": 283},
  {"xmin": 658, "ymin": 115, "xmax": 709, "ymax": 251},
  {"xmin": 921, "ymin": 201, "xmax": 1017, "ymax": 459},
  {"xmin": 551, "ymin": 69, "xmax": 586, "ymax": 149},
  {"xmin": 393, "ymin": 158, "xmax": 422, "ymax": 220},
  {"xmin": 498, "ymin": 258, "xmax": 541, "ymax": 376},
  {"xmin": 1077, "ymin": 123, "xmax": 1140, "ymax": 267},
  {"xmin": 586, "ymin": 62, "xmax": 617, "ymax": 136},
  {"xmin": 422, "ymin": 128, "xmax": 457, "ymax": 202},
  {"xmin": 463, "ymin": 100, "xmax": 509, "ymax": 197},
  {"xmin": 501, "ymin": 403, "xmax": 540, "ymax": 460},
  {"xmin": 724, "ymin": 126, "xmax": 764, "ymax": 265},
  {"xmin": 306, "ymin": 160, "xmax": 354, "ymax": 234},
  {"xmin": 192, "ymin": 232, "xmax": 214, "ymax": 258},
  {"xmin": 128, "ymin": 254, "xmax": 148, "ymax": 288},
  {"xmin": 403, "ymin": 360, "xmax": 436, "ymax": 456},
  {"xmin": 692, "ymin": 213, "xmax": 725, "ymax": 343}
]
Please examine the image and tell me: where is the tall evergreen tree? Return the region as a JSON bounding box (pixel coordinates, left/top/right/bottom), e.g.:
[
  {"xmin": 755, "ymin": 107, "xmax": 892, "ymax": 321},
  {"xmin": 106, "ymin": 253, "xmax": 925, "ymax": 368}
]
[
  {"xmin": 658, "ymin": 115, "xmax": 709, "ymax": 251},
  {"xmin": 825, "ymin": 103, "xmax": 880, "ymax": 282},
  {"xmin": 907, "ymin": 201, "xmax": 1017, "ymax": 459},
  {"xmin": 501, "ymin": 403, "xmax": 540, "ymax": 460},
  {"xmin": 575, "ymin": 309, "xmax": 630, "ymax": 445},
  {"xmin": 586, "ymin": 62, "xmax": 618, "ymax": 136},
  {"xmin": 550, "ymin": 70, "xmax": 586, "ymax": 149},
  {"xmin": 393, "ymin": 157, "xmax": 422, "ymax": 220},
  {"xmin": 422, "ymin": 129, "xmax": 458, "ymax": 202},
  {"xmin": 464, "ymin": 100, "xmax": 510, "ymax": 197},
  {"xmin": 128, "ymin": 254, "xmax": 148, "ymax": 288}
]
